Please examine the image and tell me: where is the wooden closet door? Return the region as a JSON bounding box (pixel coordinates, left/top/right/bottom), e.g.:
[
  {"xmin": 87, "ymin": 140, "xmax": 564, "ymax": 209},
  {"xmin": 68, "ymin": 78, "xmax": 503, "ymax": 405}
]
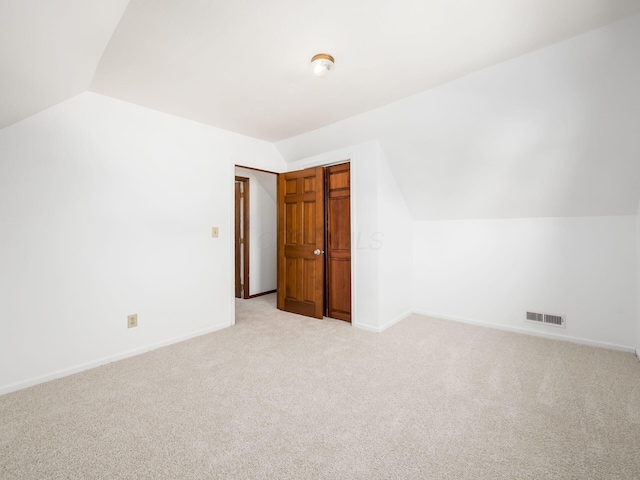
[
  {"xmin": 277, "ymin": 167, "xmax": 325, "ymax": 319},
  {"xmin": 325, "ymin": 163, "xmax": 351, "ymax": 322}
]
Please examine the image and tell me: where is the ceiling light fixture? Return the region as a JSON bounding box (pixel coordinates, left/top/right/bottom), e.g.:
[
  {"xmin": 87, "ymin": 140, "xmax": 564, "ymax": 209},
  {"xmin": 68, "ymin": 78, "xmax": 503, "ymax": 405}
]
[{"xmin": 311, "ymin": 53, "xmax": 335, "ymax": 78}]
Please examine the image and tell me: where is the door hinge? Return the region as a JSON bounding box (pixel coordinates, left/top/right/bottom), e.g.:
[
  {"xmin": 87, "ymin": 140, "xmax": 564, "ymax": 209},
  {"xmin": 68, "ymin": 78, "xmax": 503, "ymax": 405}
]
[
  {"xmin": 240, "ymin": 284, "xmax": 244, "ymax": 291},
  {"xmin": 239, "ymin": 238, "xmax": 245, "ymax": 244},
  {"xmin": 239, "ymin": 192, "xmax": 245, "ymax": 199}
]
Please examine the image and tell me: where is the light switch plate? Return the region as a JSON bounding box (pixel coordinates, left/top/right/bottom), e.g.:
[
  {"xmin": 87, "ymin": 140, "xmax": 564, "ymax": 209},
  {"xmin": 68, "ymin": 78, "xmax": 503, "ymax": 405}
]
[{"xmin": 212, "ymin": 227, "xmax": 219, "ymax": 238}]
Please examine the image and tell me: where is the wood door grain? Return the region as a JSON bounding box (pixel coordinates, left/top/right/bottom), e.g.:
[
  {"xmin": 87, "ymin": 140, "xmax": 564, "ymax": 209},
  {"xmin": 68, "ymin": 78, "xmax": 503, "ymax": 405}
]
[
  {"xmin": 325, "ymin": 163, "xmax": 351, "ymax": 321},
  {"xmin": 277, "ymin": 167, "xmax": 325, "ymax": 319}
]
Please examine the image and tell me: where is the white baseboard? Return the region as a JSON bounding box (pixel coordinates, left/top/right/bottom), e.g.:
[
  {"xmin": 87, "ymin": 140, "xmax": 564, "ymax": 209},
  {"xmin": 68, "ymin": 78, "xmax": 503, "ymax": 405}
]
[
  {"xmin": 0, "ymin": 322, "xmax": 230, "ymax": 397},
  {"xmin": 353, "ymin": 310, "xmax": 413, "ymax": 334},
  {"xmin": 352, "ymin": 322, "xmax": 379, "ymax": 333},
  {"xmin": 379, "ymin": 310, "xmax": 413, "ymax": 332},
  {"xmin": 414, "ymin": 310, "xmax": 636, "ymax": 353}
]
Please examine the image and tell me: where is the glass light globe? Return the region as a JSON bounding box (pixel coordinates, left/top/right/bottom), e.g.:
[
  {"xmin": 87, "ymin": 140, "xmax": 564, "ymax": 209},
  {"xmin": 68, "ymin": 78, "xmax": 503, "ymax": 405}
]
[{"xmin": 311, "ymin": 54, "xmax": 334, "ymax": 78}]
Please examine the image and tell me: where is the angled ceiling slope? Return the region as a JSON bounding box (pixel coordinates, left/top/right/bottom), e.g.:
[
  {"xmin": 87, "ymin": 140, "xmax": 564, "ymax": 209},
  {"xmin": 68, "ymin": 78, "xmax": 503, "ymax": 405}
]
[
  {"xmin": 91, "ymin": 0, "xmax": 640, "ymax": 141},
  {"xmin": 0, "ymin": 0, "xmax": 129, "ymax": 130},
  {"xmin": 276, "ymin": 13, "xmax": 640, "ymax": 220}
]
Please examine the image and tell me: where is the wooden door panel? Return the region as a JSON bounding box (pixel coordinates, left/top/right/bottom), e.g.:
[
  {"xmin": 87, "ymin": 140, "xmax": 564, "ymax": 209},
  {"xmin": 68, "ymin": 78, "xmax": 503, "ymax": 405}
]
[
  {"xmin": 329, "ymin": 169, "xmax": 349, "ymax": 190},
  {"xmin": 284, "ymin": 258, "xmax": 297, "ymax": 297},
  {"xmin": 303, "ymin": 201, "xmax": 317, "ymax": 244},
  {"xmin": 285, "ymin": 202, "xmax": 297, "ymax": 244},
  {"xmin": 326, "ymin": 163, "xmax": 351, "ymax": 322},
  {"xmin": 285, "ymin": 178, "xmax": 297, "ymax": 194},
  {"xmin": 329, "ymin": 258, "xmax": 351, "ymax": 315},
  {"xmin": 303, "ymin": 258, "xmax": 317, "ymax": 301},
  {"xmin": 277, "ymin": 167, "xmax": 325, "ymax": 319},
  {"xmin": 328, "ymin": 197, "xmax": 350, "ymax": 250},
  {"xmin": 303, "ymin": 174, "xmax": 317, "ymax": 193}
]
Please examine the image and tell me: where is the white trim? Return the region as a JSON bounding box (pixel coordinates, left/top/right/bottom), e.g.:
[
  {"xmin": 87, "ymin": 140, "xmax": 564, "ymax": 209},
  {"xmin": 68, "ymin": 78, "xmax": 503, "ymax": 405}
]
[
  {"xmin": 414, "ymin": 310, "xmax": 636, "ymax": 353},
  {"xmin": 379, "ymin": 310, "xmax": 413, "ymax": 332},
  {"xmin": 352, "ymin": 321, "xmax": 380, "ymax": 333},
  {"xmin": 0, "ymin": 323, "xmax": 230, "ymax": 396},
  {"xmin": 230, "ymin": 159, "xmax": 238, "ymax": 327},
  {"xmin": 349, "ymin": 156, "xmax": 358, "ymax": 330},
  {"xmin": 636, "ymin": 348, "xmax": 640, "ymax": 360},
  {"xmin": 353, "ymin": 310, "xmax": 412, "ymax": 333},
  {"xmin": 285, "ymin": 149, "xmax": 355, "ymax": 171}
]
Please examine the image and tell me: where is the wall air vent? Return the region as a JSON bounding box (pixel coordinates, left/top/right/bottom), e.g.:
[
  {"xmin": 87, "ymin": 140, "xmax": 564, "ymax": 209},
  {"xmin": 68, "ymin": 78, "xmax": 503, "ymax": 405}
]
[
  {"xmin": 525, "ymin": 311, "xmax": 565, "ymax": 328},
  {"xmin": 526, "ymin": 311, "xmax": 544, "ymax": 323}
]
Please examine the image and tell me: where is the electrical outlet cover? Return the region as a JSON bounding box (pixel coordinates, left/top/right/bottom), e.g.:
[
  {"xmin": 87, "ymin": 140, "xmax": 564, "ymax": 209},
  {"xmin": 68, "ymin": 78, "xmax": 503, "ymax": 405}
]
[{"xmin": 127, "ymin": 314, "xmax": 138, "ymax": 328}]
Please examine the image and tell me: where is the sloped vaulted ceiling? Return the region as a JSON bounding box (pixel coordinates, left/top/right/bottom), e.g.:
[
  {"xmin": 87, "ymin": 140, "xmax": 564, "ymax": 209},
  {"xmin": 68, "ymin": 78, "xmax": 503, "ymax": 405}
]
[
  {"xmin": 276, "ymin": 14, "xmax": 640, "ymax": 219},
  {"xmin": 2, "ymin": 1, "xmax": 640, "ymax": 220},
  {"xmin": 90, "ymin": 0, "xmax": 640, "ymax": 142},
  {"xmin": 0, "ymin": 0, "xmax": 129, "ymax": 130},
  {"xmin": 3, "ymin": 0, "xmax": 640, "ymax": 140}
]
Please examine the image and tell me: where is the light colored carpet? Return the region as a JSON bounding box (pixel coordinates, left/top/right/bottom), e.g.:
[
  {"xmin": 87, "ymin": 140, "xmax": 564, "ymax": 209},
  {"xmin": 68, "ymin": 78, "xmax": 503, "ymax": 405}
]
[{"xmin": 1, "ymin": 294, "xmax": 639, "ymax": 479}]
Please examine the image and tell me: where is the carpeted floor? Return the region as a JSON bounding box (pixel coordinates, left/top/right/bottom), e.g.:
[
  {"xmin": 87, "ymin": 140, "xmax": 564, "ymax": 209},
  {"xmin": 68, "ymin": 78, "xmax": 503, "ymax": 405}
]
[{"xmin": 1, "ymin": 293, "xmax": 639, "ymax": 479}]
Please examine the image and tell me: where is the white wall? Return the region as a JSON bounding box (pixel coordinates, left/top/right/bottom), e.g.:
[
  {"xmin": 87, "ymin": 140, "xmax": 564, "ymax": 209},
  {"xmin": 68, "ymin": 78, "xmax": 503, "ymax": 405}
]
[
  {"xmin": 230, "ymin": 133, "xmax": 285, "ymax": 173},
  {"xmin": 274, "ymin": 13, "xmax": 640, "ymax": 350},
  {"xmin": 0, "ymin": 0, "xmax": 129, "ymax": 130},
  {"xmin": 286, "ymin": 141, "xmax": 412, "ymax": 332},
  {"xmin": 235, "ymin": 167, "xmax": 277, "ymax": 295},
  {"xmin": 413, "ymin": 216, "xmax": 638, "ymax": 350},
  {"xmin": 0, "ymin": 92, "xmax": 285, "ymax": 394},
  {"xmin": 637, "ymin": 199, "xmax": 640, "ymax": 357},
  {"xmin": 376, "ymin": 148, "xmax": 413, "ymax": 329}
]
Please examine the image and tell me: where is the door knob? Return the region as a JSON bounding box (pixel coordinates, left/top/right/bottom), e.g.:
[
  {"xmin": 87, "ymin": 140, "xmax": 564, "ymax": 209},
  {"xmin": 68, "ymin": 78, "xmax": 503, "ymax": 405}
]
[{"xmin": 313, "ymin": 249, "xmax": 325, "ymax": 255}]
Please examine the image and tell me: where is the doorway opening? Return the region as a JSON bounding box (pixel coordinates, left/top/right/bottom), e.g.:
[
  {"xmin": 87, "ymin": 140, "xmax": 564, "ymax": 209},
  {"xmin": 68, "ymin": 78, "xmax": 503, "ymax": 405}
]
[
  {"xmin": 233, "ymin": 162, "xmax": 352, "ymax": 323},
  {"xmin": 234, "ymin": 175, "xmax": 249, "ymax": 298},
  {"xmin": 234, "ymin": 166, "xmax": 278, "ymax": 299}
]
